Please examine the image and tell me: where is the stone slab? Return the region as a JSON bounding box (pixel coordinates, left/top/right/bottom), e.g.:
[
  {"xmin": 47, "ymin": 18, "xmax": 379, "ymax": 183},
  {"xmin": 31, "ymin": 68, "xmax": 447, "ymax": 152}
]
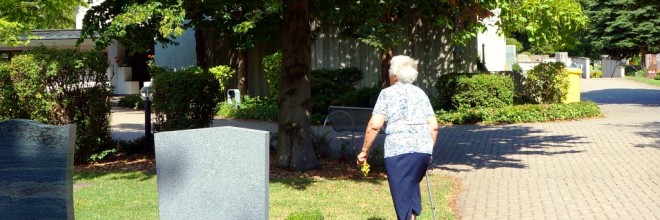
[
  {"xmin": 0, "ymin": 119, "xmax": 76, "ymax": 220},
  {"xmin": 155, "ymin": 126, "xmax": 269, "ymax": 220}
]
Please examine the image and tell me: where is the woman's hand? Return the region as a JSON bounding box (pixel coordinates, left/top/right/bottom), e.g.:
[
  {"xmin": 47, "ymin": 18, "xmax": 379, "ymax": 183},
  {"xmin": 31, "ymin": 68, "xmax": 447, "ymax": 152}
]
[{"xmin": 357, "ymin": 151, "xmax": 369, "ymax": 165}]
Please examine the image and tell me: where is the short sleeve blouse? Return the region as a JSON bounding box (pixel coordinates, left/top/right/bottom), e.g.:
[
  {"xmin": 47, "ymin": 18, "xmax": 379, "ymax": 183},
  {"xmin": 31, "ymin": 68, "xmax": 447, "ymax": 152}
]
[{"xmin": 372, "ymin": 83, "xmax": 435, "ymax": 158}]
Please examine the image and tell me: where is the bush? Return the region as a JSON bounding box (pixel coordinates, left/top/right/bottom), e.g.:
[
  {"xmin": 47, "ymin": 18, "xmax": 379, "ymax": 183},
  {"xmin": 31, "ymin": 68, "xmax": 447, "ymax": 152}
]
[
  {"xmin": 263, "ymin": 51, "xmax": 282, "ymax": 99},
  {"xmin": 208, "ymin": 65, "xmax": 235, "ymax": 95},
  {"xmin": 311, "ymin": 67, "xmax": 364, "ymax": 114},
  {"xmin": 655, "ymin": 74, "xmax": 660, "ymax": 80},
  {"xmin": 2, "ymin": 47, "xmax": 113, "ymax": 164},
  {"xmin": 217, "ymin": 96, "xmax": 278, "ymax": 122},
  {"xmin": 0, "ymin": 62, "xmax": 23, "ymax": 120},
  {"xmin": 436, "ymin": 101, "xmax": 601, "ymax": 125},
  {"xmin": 118, "ymin": 95, "xmax": 144, "ymax": 109},
  {"xmin": 506, "ymin": 37, "xmax": 524, "ymax": 53},
  {"xmin": 622, "ymin": 65, "xmax": 641, "ymax": 77},
  {"xmin": 524, "ymin": 62, "xmax": 569, "ymax": 104},
  {"xmin": 152, "ymin": 66, "xmax": 222, "ymax": 131},
  {"xmin": 434, "ymin": 72, "xmax": 477, "ymax": 110},
  {"xmin": 452, "ymin": 74, "xmax": 514, "ymax": 110}
]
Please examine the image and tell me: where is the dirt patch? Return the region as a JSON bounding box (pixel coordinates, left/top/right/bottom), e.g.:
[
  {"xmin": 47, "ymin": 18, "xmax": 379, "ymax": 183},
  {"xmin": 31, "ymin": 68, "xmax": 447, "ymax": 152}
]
[{"xmin": 74, "ymin": 154, "xmax": 386, "ymax": 180}]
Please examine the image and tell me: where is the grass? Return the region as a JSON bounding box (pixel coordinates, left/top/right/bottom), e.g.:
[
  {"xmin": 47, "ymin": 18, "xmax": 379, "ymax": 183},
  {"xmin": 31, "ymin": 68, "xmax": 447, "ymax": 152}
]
[
  {"xmin": 73, "ymin": 172, "xmax": 460, "ymax": 220},
  {"xmin": 74, "ymin": 172, "xmax": 158, "ymax": 220},
  {"xmin": 627, "ymin": 76, "xmax": 660, "ymax": 87}
]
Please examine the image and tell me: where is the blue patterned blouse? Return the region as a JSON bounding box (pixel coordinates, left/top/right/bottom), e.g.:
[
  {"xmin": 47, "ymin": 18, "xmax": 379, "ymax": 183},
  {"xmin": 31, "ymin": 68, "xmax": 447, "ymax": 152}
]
[{"xmin": 373, "ymin": 83, "xmax": 435, "ymax": 158}]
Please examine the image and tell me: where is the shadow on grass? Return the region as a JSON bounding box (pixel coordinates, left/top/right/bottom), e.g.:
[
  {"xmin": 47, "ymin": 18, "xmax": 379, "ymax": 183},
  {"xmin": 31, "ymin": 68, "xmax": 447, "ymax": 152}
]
[
  {"xmin": 74, "ymin": 171, "xmax": 156, "ymax": 182},
  {"xmin": 433, "ymin": 124, "xmax": 588, "ymax": 172}
]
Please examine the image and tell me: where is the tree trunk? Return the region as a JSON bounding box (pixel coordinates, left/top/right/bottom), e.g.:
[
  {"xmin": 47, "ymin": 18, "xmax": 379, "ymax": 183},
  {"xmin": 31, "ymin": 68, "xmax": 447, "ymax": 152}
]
[
  {"xmin": 236, "ymin": 50, "xmax": 248, "ymax": 95},
  {"xmin": 380, "ymin": 48, "xmax": 393, "ymax": 88},
  {"xmin": 276, "ymin": 0, "xmax": 317, "ymax": 171},
  {"xmin": 194, "ymin": 28, "xmax": 207, "ymax": 69}
]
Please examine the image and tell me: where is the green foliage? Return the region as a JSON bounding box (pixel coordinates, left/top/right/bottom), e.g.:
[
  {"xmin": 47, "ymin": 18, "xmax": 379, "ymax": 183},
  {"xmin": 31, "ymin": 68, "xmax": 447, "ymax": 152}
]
[
  {"xmin": 434, "ymin": 72, "xmax": 477, "ymax": 110},
  {"xmin": 1, "ymin": 47, "xmax": 113, "ymax": 164},
  {"xmin": 113, "ymin": 135, "xmax": 153, "ymax": 155},
  {"xmin": 524, "ymin": 62, "xmax": 569, "ymax": 104},
  {"xmin": 584, "ymin": 0, "xmax": 660, "ymax": 59},
  {"xmin": 208, "ymin": 65, "xmax": 235, "ymax": 94},
  {"xmin": 152, "ymin": 66, "xmax": 222, "ymax": 131},
  {"xmin": 436, "ymin": 101, "xmax": 601, "ymax": 125},
  {"xmin": 263, "ymin": 51, "xmax": 282, "ymax": 98},
  {"xmin": 0, "ymin": 62, "xmax": 23, "ymax": 120},
  {"xmin": 499, "ymin": 0, "xmax": 588, "ymax": 51},
  {"xmin": 285, "ymin": 209, "xmax": 324, "ymax": 220},
  {"xmin": 452, "ymin": 74, "xmax": 514, "ymax": 110},
  {"xmin": 654, "ymin": 75, "xmax": 660, "ymax": 80},
  {"xmin": 622, "ymin": 65, "xmax": 642, "ymax": 77},
  {"xmin": 217, "ymin": 96, "xmax": 279, "ymax": 122},
  {"xmin": 512, "ymin": 63, "xmax": 523, "ymax": 73},
  {"xmin": 79, "ymin": 0, "xmax": 186, "ymax": 53},
  {"xmin": 506, "ymin": 37, "xmax": 524, "ymax": 53},
  {"xmin": 1, "ymin": 0, "xmax": 85, "ymax": 46},
  {"xmin": 310, "ymin": 67, "xmax": 364, "ymax": 114},
  {"xmin": 118, "ymin": 95, "xmax": 144, "ymax": 109}
]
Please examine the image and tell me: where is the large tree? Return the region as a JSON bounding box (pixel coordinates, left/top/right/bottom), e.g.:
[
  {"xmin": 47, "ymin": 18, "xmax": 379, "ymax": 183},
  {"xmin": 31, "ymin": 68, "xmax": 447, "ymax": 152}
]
[
  {"xmin": 277, "ymin": 0, "xmax": 317, "ymax": 171},
  {"xmin": 1, "ymin": 0, "xmax": 85, "ymax": 46},
  {"xmin": 584, "ymin": 0, "xmax": 660, "ymax": 59}
]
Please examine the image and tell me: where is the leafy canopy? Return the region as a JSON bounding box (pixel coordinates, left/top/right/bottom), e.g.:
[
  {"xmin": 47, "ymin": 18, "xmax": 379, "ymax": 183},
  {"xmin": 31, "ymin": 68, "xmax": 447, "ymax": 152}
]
[
  {"xmin": 0, "ymin": 0, "xmax": 85, "ymax": 46},
  {"xmin": 498, "ymin": 0, "xmax": 589, "ymax": 51},
  {"xmin": 584, "ymin": 0, "xmax": 660, "ymax": 59}
]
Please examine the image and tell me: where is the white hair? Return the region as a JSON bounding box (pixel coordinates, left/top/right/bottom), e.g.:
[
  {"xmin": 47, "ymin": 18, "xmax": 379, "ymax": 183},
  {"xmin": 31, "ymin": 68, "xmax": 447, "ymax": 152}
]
[{"xmin": 389, "ymin": 55, "xmax": 419, "ymax": 84}]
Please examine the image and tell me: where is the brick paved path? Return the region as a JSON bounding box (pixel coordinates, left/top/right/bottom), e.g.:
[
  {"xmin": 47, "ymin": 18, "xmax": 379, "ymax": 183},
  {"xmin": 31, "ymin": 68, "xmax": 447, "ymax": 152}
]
[{"xmin": 432, "ymin": 78, "xmax": 660, "ymax": 219}]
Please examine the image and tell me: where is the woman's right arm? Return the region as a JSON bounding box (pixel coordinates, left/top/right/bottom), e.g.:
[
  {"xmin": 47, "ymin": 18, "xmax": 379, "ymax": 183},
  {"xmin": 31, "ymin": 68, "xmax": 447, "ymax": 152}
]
[{"xmin": 357, "ymin": 114, "xmax": 385, "ymax": 165}]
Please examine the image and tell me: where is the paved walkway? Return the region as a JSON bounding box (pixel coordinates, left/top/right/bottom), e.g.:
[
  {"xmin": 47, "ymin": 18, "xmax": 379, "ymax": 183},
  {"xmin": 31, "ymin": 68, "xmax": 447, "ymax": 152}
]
[
  {"xmin": 110, "ymin": 78, "xmax": 660, "ymax": 219},
  {"xmin": 433, "ymin": 78, "xmax": 660, "ymax": 219}
]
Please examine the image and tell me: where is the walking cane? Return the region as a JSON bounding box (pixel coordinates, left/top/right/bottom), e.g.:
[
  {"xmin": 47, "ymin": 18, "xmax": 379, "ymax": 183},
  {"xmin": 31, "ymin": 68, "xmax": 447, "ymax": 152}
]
[{"xmin": 426, "ymin": 170, "xmax": 437, "ymax": 220}]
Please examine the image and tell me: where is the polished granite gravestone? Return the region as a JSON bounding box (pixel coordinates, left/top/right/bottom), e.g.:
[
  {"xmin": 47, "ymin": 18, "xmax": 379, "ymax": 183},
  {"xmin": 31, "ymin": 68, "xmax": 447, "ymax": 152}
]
[
  {"xmin": 155, "ymin": 126, "xmax": 269, "ymax": 220},
  {"xmin": 0, "ymin": 119, "xmax": 76, "ymax": 220}
]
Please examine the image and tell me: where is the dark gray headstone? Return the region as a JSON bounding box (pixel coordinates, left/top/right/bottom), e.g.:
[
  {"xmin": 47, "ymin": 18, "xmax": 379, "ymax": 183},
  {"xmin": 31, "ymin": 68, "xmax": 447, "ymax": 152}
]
[
  {"xmin": 0, "ymin": 119, "xmax": 76, "ymax": 220},
  {"xmin": 155, "ymin": 126, "xmax": 269, "ymax": 220}
]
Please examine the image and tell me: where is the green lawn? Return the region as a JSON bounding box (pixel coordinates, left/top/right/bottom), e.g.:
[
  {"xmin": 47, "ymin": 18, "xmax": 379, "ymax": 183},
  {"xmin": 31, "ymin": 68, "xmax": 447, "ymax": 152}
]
[
  {"xmin": 74, "ymin": 172, "xmax": 460, "ymax": 220},
  {"xmin": 627, "ymin": 76, "xmax": 660, "ymax": 87}
]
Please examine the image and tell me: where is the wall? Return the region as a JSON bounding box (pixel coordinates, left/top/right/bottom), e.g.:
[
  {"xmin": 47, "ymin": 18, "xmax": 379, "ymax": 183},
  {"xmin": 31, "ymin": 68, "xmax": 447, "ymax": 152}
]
[
  {"xmin": 199, "ymin": 16, "xmax": 478, "ymax": 98},
  {"xmin": 155, "ymin": 28, "xmax": 197, "ymax": 71},
  {"xmin": 477, "ymin": 9, "xmax": 507, "ymax": 72}
]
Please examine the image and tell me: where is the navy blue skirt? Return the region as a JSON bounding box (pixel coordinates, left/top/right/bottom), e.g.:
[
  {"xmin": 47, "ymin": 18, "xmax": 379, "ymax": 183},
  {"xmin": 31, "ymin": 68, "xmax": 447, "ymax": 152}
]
[{"xmin": 385, "ymin": 153, "xmax": 432, "ymax": 220}]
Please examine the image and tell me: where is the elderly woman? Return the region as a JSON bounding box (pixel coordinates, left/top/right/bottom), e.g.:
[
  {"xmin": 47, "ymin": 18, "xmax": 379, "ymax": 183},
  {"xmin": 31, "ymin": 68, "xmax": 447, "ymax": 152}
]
[{"xmin": 357, "ymin": 55, "xmax": 439, "ymax": 220}]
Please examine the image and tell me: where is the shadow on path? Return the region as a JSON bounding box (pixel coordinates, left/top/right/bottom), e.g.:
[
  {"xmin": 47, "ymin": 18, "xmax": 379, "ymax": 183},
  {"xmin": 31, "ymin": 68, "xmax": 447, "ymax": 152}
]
[
  {"xmin": 582, "ymin": 88, "xmax": 660, "ymax": 106},
  {"xmin": 432, "ymin": 125, "xmax": 587, "ymax": 172}
]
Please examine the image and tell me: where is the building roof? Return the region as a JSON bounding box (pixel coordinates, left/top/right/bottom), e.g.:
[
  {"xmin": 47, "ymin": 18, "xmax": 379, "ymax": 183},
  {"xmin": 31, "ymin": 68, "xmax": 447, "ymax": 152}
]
[
  {"xmin": 30, "ymin": 29, "xmax": 88, "ymax": 40},
  {"xmin": 0, "ymin": 29, "xmax": 96, "ymax": 51}
]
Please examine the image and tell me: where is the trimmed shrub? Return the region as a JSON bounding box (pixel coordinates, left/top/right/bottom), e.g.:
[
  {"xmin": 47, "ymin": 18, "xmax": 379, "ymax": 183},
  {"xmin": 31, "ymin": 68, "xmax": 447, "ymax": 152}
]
[
  {"xmin": 436, "ymin": 101, "xmax": 601, "ymax": 125},
  {"xmin": 452, "ymin": 74, "xmax": 514, "ymax": 110},
  {"xmin": 2, "ymin": 47, "xmax": 113, "ymax": 164},
  {"xmin": 655, "ymin": 74, "xmax": 660, "ymax": 80},
  {"xmin": 263, "ymin": 51, "xmax": 282, "ymax": 99},
  {"xmin": 152, "ymin": 66, "xmax": 222, "ymax": 131},
  {"xmin": 434, "ymin": 72, "xmax": 477, "ymax": 110},
  {"xmin": 525, "ymin": 62, "xmax": 569, "ymax": 104}
]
